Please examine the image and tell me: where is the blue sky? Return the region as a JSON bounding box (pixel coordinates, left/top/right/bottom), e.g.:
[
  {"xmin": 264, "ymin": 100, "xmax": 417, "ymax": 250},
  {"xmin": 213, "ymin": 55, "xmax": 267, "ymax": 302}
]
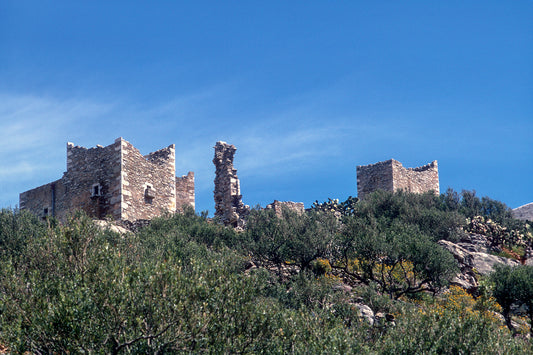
[{"xmin": 1, "ymin": 1, "xmax": 532, "ymax": 214}]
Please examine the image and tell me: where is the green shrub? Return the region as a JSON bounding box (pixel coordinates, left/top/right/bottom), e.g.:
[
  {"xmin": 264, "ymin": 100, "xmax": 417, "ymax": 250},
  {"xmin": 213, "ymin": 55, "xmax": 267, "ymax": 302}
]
[
  {"xmin": 0, "ymin": 205, "xmax": 530, "ymax": 353},
  {"xmin": 338, "ymin": 216, "xmax": 458, "ymax": 298},
  {"xmin": 245, "ymin": 207, "xmax": 338, "ymax": 270},
  {"xmin": 490, "ymin": 264, "xmax": 533, "ymax": 336}
]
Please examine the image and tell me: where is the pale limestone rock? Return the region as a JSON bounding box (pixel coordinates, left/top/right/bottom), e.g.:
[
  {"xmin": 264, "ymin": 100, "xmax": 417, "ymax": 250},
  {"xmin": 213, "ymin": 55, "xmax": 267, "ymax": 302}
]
[
  {"xmin": 355, "ymin": 303, "xmax": 375, "ymax": 326},
  {"xmin": 438, "ymin": 237, "xmax": 520, "ymax": 291}
]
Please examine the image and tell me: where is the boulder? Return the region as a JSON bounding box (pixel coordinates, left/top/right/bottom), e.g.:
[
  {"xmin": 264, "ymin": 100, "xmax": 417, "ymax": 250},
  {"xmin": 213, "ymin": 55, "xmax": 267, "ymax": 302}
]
[
  {"xmin": 354, "ymin": 303, "xmax": 375, "ymax": 326},
  {"xmin": 438, "ymin": 237, "xmax": 520, "ymax": 292},
  {"xmin": 93, "ymin": 219, "xmax": 130, "ymax": 234}
]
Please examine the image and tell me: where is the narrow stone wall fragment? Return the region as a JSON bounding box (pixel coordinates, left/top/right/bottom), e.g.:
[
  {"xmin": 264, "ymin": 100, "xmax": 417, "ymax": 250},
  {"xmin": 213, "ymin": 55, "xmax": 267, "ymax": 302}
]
[{"xmin": 213, "ymin": 141, "xmax": 249, "ymax": 227}]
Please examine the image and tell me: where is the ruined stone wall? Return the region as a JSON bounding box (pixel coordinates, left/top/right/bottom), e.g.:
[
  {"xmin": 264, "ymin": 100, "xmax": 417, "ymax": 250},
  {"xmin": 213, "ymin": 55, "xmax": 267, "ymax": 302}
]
[
  {"xmin": 213, "ymin": 141, "xmax": 249, "ymax": 227},
  {"xmin": 356, "ymin": 160, "xmax": 394, "ymax": 200},
  {"xmin": 176, "ymin": 171, "xmax": 195, "ymax": 211},
  {"xmin": 120, "ymin": 139, "xmax": 177, "ymax": 221},
  {"xmin": 19, "ymin": 179, "xmax": 63, "ymax": 219},
  {"xmin": 265, "ymin": 200, "xmax": 305, "ymax": 218},
  {"xmin": 391, "ymin": 160, "xmax": 439, "ymax": 195},
  {"xmin": 20, "ymin": 140, "xmax": 122, "ymax": 220},
  {"xmin": 60, "ymin": 140, "xmax": 123, "ymax": 220},
  {"xmin": 20, "ymin": 137, "xmax": 195, "ymax": 222},
  {"xmin": 357, "ymin": 159, "xmax": 439, "ymax": 199}
]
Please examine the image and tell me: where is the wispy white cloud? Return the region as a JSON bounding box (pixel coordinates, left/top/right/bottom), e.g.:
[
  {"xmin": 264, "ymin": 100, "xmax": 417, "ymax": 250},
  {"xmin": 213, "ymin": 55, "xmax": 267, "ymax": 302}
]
[
  {"xmin": 238, "ymin": 126, "xmax": 347, "ymax": 173},
  {"xmin": 0, "ymin": 94, "xmax": 114, "ymax": 186},
  {"xmin": 0, "ymin": 94, "xmax": 113, "ymax": 153}
]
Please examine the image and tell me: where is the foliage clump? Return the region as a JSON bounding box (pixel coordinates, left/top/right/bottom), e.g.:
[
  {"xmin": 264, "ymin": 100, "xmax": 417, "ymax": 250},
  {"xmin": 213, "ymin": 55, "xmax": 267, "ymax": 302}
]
[{"xmin": 0, "ymin": 188, "xmax": 531, "ymax": 353}]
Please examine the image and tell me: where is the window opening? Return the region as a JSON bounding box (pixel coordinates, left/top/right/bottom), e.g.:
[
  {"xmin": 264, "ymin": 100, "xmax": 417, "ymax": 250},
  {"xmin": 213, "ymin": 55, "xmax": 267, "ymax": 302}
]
[
  {"xmin": 145, "ymin": 184, "xmax": 155, "ymax": 204},
  {"xmin": 91, "ymin": 183, "xmax": 102, "ymax": 197}
]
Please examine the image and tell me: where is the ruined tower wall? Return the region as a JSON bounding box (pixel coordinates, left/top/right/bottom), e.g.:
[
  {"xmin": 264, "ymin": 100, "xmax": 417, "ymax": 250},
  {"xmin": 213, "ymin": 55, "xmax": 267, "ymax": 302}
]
[
  {"xmin": 176, "ymin": 171, "xmax": 195, "ymax": 211},
  {"xmin": 357, "ymin": 159, "xmax": 439, "ymax": 199},
  {"xmin": 265, "ymin": 200, "xmax": 305, "ymax": 218},
  {"xmin": 60, "ymin": 140, "xmax": 123, "ymax": 220},
  {"xmin": 19, "ymin": 179, "xmax": 65, "ymax": 220},
  {"xmin": 356, "ymin": 160, "xmax": 394, "ymax": 200},
  {"xmin": 20, "ymin": 137, "xmax": 195, "ymax": 222},
  {"xmin": 120, "ymin": 139, "xmax": 177, "ymax": 221},
  {"xmin": 20, "ymin": 140, "xmax": 123, "ymax": 220},
  {"xmin": 391, "ymin": 160, "xmax": 439, "ymax": 195},
  {"xmin": 213, "ymin": 141, "xmax": 249, "ymax": 227}
]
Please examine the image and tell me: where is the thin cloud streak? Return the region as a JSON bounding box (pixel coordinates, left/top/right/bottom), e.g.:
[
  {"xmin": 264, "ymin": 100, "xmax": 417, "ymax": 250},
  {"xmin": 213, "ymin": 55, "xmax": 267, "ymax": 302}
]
[{"xmin": 0, "ymin": 94, "xmax": 112, "ymax": 152}]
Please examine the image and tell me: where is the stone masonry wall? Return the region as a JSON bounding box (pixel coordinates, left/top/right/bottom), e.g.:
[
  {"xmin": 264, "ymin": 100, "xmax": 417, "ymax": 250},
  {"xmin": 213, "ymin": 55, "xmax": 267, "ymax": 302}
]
[
  {"xmin": 19, "ymin": 179, "xmax": 64, "ymax": 220},
  {"xmin": 61, "ymin": 140, "xmax": 123, "ymax": 220},
  {"xmin": 391, "ymin": 159, "xmax": 439, "ymax": 195},
  {"xmin": 357, "ymin": 159, "xmax": 439, "ymax": 199},
  {"xmin": 265, "ymin": 200, "xmax": 305, "ymax": 218},
  {"xmin": 20, "ymin": 137, "xmax": 195, "ymax": 222},
  {"xmin": 20, "ymin": 141, "xmax": 122, "ymax": 220},
  {"xmin": 213, "ymin": 141, "xmax": 249, "ymax": 227},
  {"xmin": 176, "ymin": 171, "xmax": 195, "ymax": 211},
  {"xmin": 120, "ymin": 139, "xmax": 177, "ymax": 221},
  {"xmin": 356, "ymin": 160, "xmax": 394, "ymax": 200}
]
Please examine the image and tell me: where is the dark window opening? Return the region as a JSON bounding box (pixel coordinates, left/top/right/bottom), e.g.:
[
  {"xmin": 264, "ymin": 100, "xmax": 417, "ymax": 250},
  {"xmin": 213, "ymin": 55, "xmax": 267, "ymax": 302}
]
[
  {"xmin": 91, "ymin": 183, "xmax": 102, "ymax": 197},
  {"xmin": 145, "ymin": 185, "xmax": 155, "ymax": 204}
]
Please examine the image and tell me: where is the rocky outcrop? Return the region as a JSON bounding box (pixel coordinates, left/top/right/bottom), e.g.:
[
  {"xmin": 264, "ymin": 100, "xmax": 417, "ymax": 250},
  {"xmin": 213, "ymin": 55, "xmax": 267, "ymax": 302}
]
[
  {"xmin": 438, "ymin": 234, "xmax": 520, "ymax": 292},
  {"xmin": 213, "ymin": 141, "xmax": 250, "ymax": 228},
  {"xmin": 513, "ymin": 202, "xmax": 533, "ymax": 221}
]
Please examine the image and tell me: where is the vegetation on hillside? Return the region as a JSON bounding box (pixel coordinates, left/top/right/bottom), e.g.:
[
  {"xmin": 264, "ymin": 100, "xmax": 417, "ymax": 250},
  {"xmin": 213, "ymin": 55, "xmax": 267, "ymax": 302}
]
[{"xmin": 0, "ymin": 189, "xmax": 531, "ymax": 353}]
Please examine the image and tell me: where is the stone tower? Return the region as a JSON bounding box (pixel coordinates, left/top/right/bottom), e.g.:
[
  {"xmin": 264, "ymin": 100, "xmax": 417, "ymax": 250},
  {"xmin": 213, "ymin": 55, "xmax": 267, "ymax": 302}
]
[
  {"xmin": 356, "ymin": 159, "xmax": 439, "ymax": 199},
  {"xmin": 20, "ymin": 137, "xmax": 195, "ymax": 221}
]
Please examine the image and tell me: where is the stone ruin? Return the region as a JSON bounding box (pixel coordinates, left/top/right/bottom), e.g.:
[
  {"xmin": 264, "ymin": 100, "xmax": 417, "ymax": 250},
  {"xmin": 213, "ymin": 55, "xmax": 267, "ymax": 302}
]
[
  {"xmin": 213, "ymin": 141, "xmax": 306, "ymax": 227},
  {"xmin": 20, "ymin": 136, "xmax": 446, "ymax": 228},
  {"xmin": 213, "ymin": 141, "xmax": 250, "ymax": 227},
  {"xmin": 357, "ymin": 159, "xmax": 439, "ymax": 199},
  {"xmin": 266, "ymin": 200, "xmax": 305, "ymax": 218},
  {"xmin": 20, "ymin": 137, "xmax": 194, "ymax": 221}
]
